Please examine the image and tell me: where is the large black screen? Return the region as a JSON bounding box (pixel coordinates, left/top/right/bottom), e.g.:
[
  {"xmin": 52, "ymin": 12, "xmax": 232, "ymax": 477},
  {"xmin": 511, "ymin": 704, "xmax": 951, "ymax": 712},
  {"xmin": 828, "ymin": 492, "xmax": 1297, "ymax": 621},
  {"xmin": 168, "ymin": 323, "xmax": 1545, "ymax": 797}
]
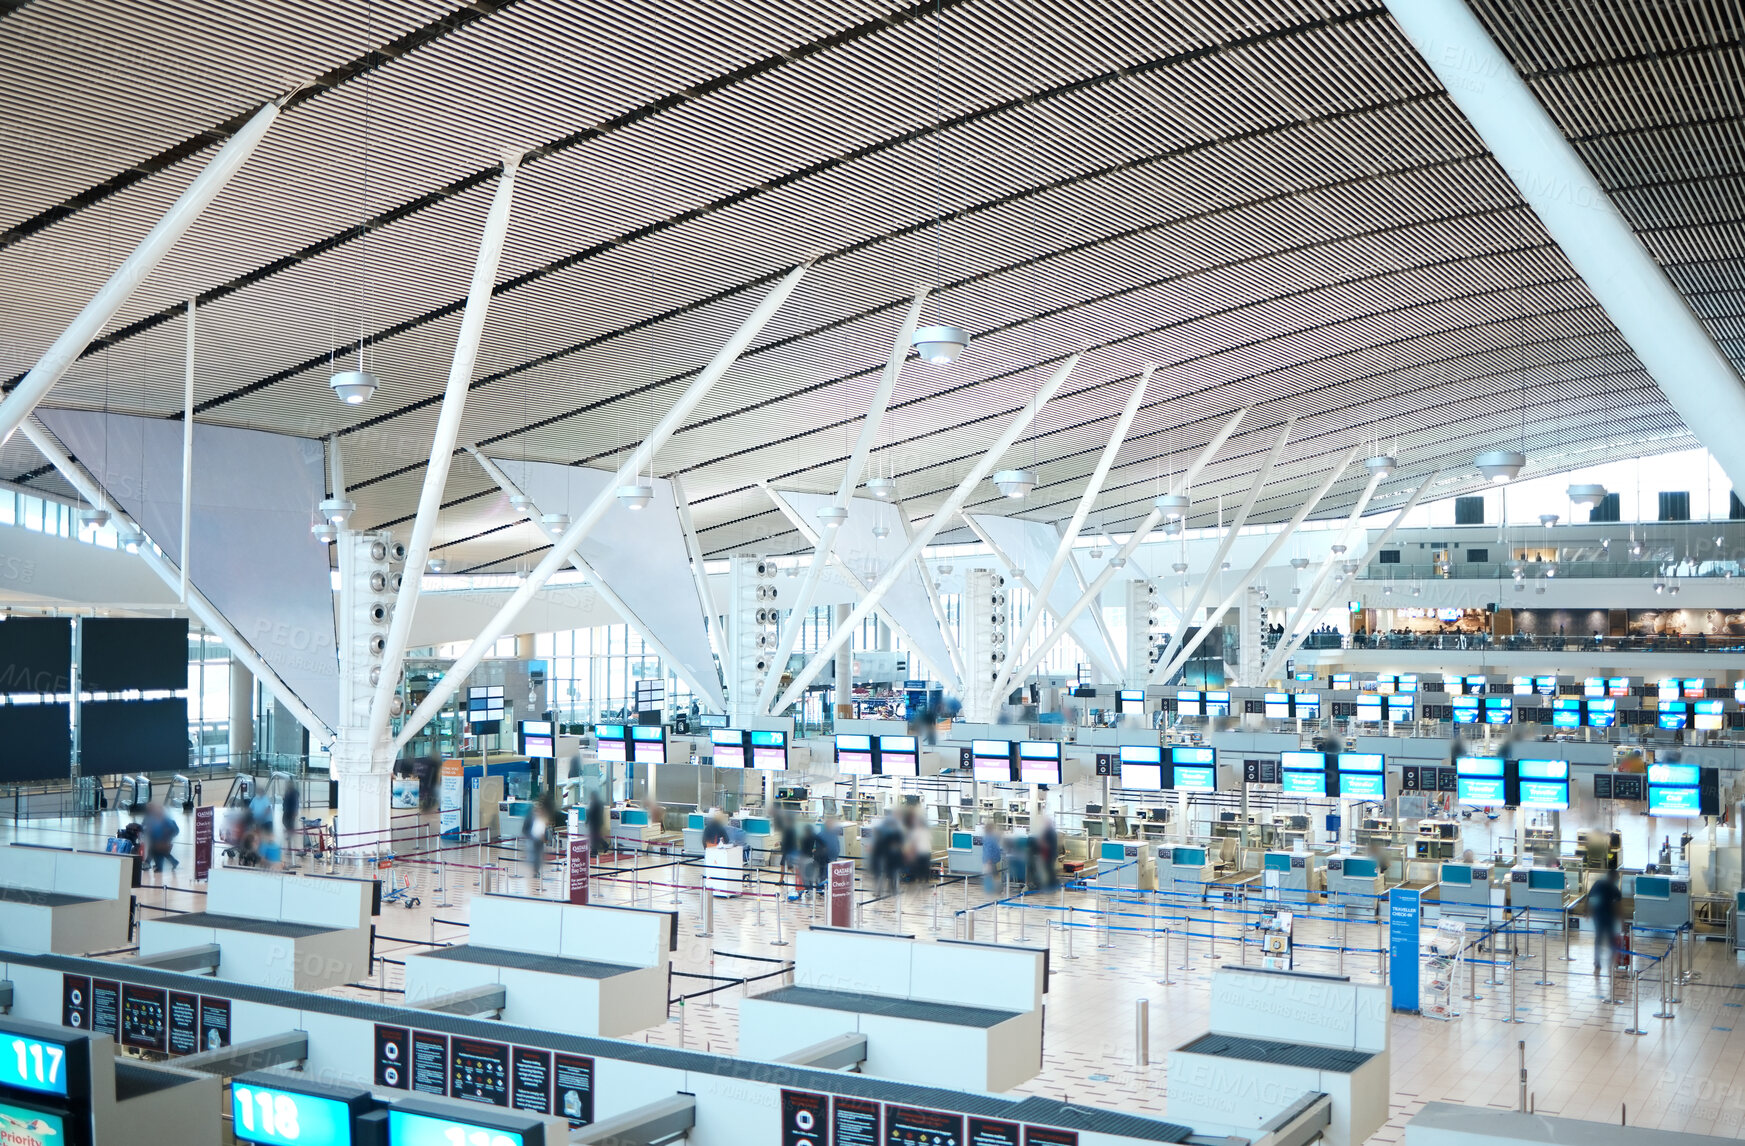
[
  {"xmin": 78, "ymin": 697, "xmax": 187, "ymax": 774},
  {"xmin": 81, "ymin": 618, "xmax": 187, "ymax": 692},
  {"xmin": 0, "ymin": 703, "xmax": 71, "ymax": 782},
  {"xmin": 0, "ymin": 617, "xmax": 72, "ymax": 694}
]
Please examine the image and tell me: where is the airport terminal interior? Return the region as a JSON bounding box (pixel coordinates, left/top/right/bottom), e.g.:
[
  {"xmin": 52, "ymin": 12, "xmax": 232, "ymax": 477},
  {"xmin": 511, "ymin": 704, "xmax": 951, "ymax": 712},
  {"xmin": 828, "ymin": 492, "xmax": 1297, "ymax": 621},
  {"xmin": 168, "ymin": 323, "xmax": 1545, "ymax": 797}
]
[{"xmin": 3, "ymin": 1, "xmax": 1745, "ymax": 1145}]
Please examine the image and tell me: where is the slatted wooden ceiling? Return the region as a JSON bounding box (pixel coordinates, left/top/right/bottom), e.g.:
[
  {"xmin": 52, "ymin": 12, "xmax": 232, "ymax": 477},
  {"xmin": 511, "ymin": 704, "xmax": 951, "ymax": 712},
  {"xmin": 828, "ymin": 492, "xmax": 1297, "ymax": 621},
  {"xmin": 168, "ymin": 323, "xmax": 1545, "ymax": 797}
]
[{"xmin": 0, "ymin": 0, "xmax": 1735, "ymax": 571}]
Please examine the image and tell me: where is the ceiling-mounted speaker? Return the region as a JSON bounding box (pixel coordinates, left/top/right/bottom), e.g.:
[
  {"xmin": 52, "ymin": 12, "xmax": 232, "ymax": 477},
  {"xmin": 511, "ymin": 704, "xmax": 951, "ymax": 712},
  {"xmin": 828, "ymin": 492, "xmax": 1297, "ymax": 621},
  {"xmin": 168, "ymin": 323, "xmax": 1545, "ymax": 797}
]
[
  {"xmin": 369, "ymin": 540, "xmax": 388, "ymax": 562},
  {"xmin": 368, "ymin": 666, "xmax": 382, "ymax": 686},
  {"xmin": 391, "ymin": 572, "xmax": 403, "ymax": 591},
  {"xmin": 389, "ymin": 541, "xmax": 407, "ymax": 563},
  {"xmin": 369, "ymin": 604, "xmax": 388, "ymax": 624},
  {"xmin": 369, "ymin": 571, "xmax": 387, "ymax": 593},
  {"xmin": 754, "ymin": 658, "xmax": 769, "ymax": 673},
  {"xmin": 369, "ymin": 635, "xmax": 386, "ymax": 656},
  {"xmin": 391, "ymin": 696, "xmax": 404, "ymax": 716}
]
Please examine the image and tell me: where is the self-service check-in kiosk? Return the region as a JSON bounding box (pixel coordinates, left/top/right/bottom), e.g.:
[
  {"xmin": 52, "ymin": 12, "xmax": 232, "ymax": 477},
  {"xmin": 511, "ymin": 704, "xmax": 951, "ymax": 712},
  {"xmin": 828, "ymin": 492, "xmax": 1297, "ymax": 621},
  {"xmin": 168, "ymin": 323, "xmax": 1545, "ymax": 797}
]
[
  {"xmin": 1509, "ymin": 866, "xmax": 1570, "ymax": 915},
  {"xmin": 1093, "ymin": 841, "xmax": 1155, "ymax": 891},
  {"xmin": 1324, "ymin": 855, "xmax": 1384, "ymax": 913},
  {"xmin": 1632, "ymin": 873, "xmax": 1691, "ymax": 931},
  {"xmin": 1261, "ymin": 851, "xmax": 1320, "ymax": 900},
  {"xmin": 1437, "ymin": 863, "xmax": 1494, "ymax": 922},
  {"xmin": 1160, "ymin": 845, "xmax": 1214, "ymax": 899}
]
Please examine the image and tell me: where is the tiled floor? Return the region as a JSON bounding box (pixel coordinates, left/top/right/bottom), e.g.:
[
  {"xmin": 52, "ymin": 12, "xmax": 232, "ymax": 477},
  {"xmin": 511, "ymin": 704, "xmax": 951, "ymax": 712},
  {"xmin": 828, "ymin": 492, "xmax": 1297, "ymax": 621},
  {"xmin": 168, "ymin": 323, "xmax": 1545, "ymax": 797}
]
[{"xmin": 13, "ymin": 808, "xmax": 1745, "ymax": 1141}]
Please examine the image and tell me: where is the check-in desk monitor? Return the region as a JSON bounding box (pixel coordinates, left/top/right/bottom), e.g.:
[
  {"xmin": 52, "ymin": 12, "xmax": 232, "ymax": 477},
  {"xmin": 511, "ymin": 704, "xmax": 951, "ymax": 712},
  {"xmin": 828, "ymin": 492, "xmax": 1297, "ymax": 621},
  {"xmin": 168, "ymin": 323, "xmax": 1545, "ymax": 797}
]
[
  {"xmin": 1509, "ymin": 867, "xmax": 1568, "ymax": 912},
  {"xmin": 1279, "ymin": 750, "xmax": 1329, "ymax": 797},
  {"xmin": 1116, "ymin": 688, "xmax": 1146, "ymax": 714},
  {"xmin": 749, "ymin": 730, "xmax": 788, "ymax": 770},
  {"xmin": 1336, "ymin": 752, "xmax": 1384, "ymax": 799},
  {"xmin": 1095, "ymin": 839, "xmax": 1153, "ymax": 890},
  {"xmin": 1169, "ymin": 745, "xmax": 1217, "ymax": 792},
  {"xmin": 877, "ymin": 735, "xmax": 920, "ymax": 776},
  {"xmin": 710, "ymin": 728, "xmax": 747, "ymax": 767},
  {"xmin": 1455, "ymin": 756, "xmax": 1505, "ymax": 806},
  {"xmin": 595, "ymin": 723, "xmax": 629, "ymax": 762},
  {"xmin": 629, "ymin": 725, "xmax": 667, "ymax": 763},
  {"xmin": 972, "ymin": 740, "xmax": 1016, "ymax": 782},
  {"xmin": 1516, "ymin": 759, "xmax": 1569, "ymax": 810},
  {"xmin": 835, "ymin": 734, "xmax": 874, "ymax": 776},
  {"xmin": 1017, "ymin": 741, "xmax": 1062, "ymax": 785},
  {"xmin": 1162, "ymin": 845, "xmax": 1213, "ymax": 893},
  {"xmin": 1647, "ymin": 763, "xmax": 1702, "ymax": 816},
  {"xmin": 1117, "ymin": 744, "xmax": 1164, "ymax": 790},
  {"xmin": 1262, "ymin": 850, "xmax": 1317, "ymax": 894},
  {"xmin": 947, "ymin": 830, "xmax": 984, "ymax": 875}
]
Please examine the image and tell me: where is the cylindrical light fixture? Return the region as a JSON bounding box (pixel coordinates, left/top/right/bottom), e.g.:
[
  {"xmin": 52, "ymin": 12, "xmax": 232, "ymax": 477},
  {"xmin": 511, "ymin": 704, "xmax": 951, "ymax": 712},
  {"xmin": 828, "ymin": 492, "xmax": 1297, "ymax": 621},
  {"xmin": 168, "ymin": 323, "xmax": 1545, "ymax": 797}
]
[
  {"xmin": 1567, "ymin": 483, "xmax": 1607, "ymax": 507},
  {"xmin": 328, "ymin": 369, "xmax": 379, "ymax": 406},
  {"xmin": 912, "ymin": 325, "xmax": 970, "ymax": 365},
  {"xmin": 992, "ymin": 468, "xmax": 1038, "ymax": 499},
  {"xmin": 1474, "ymin": 449, "xmax": 1526, "ymax": 483},
  {"xmin": 1364, "ymin": 454, "xmax": 1397, "ymax": 476},
  {"xmin": 815, "ymin": 505, "xmax": 849, "ymax": 529},
  {"xmin": 616, "ymin": 481, "xmax": 654, "ymax": 511},
  {"xmin": 508, "ymin": 493, "xmax": 535, "ymax": 514},
  {"xmin": 540, "ymin": 512, "xmax": 570, "ymax": 532},
  {"xmin": 1154, "ymin": 492, "xmax": 1191, "ymax": 519},
  {"xmin": 317, "ymin": 496, "xmax": 356, "ymax": 527},
  {"xmin": 864, "ymin": 475, "xmax": 897, "ymax": 501}
]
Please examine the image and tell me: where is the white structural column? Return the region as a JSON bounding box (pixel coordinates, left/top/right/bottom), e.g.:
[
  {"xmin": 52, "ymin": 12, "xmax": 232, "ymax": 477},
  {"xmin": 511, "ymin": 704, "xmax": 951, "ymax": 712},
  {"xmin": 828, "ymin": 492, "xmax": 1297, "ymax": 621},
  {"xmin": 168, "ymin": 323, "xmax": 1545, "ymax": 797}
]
[
  {"xmin": 987, "ymin": 406, "xmax": 1248, "ymax": 691},
  {"xmin": 467, "ymin": 448, "xmax": 725, "ymax": 710},
  {"xmin": 1385, "ymin": 0, "xmax": 1745, "ymax": 493},
  {"xmin": 831, "ymin": 604, "xmax": 854, "ymax": 717},
  {"xmin": 227, "ymin": 658, "xmax": 254, "ymax": 762},
  {"xmin": 367, "ymin": 152, "xmax": 524, "ymax": 746},
  {"xmin": 0, "ymin": 99, "xmax": 287, "ymax": 447},
  {"xmin": 770, "ymin": 356, "xmax": 1079, "ymax": 715},
  {"xmin": 396, "ymin": 259, "xmax": 816, "ymax": 751},
  {"xmin": 180, "ymin": 299, "xmax": 195, "ymax": 603},
  {"xmin": 755, "ymin": 287, "xmax": 929, "ymax": 713},
  {"xmin": 1265, "ymin": 472, "xmax": 1443, "ymax": 679},
  {"xmin": 20, "ymin": 418, "xmax": 334, "ymax": 742},
  {"xmin": 1260, "ymin": 469, "xmax": 1385, "ymax": 680},
  {"xmin": 1147, "ymin": 418, "xmax": 1295, "ymax": 681},
  {"xmin": 988, "ymin": 367, "xmax": 1152, "ymax": 702},
  {"xmin": 1154, "ymin": 447, "xmax": 1359, "ymax": 685}
]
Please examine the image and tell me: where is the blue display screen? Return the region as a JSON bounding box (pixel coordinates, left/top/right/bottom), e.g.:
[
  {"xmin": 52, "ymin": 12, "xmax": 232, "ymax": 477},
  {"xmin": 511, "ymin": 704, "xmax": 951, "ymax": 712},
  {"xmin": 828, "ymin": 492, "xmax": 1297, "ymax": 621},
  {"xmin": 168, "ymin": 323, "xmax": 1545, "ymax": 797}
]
[
  {"xmin": 0, "ymin": 1033, "xmax": 70, "ymax": 1098},
  {"xmin": 1354, "ymin": 695, "xmax": 1382, "ymax": 722},
  {"xmin": 0, "ymin": 1099, "xmax": 64, "ymax": 1144},
  {"xmin": 1518, "ymin": 781, "xmax": 1568, "ymax": 810},
  {"xmin": 1649, "ymin": 763, "xmax": 1701, "ymax": 786},
  {"xmin": 388, "ymin": 1108, "xmax": 526, "ymax": 1146},
  {"xmin": 233, "ymin": 1083, "xmax": 355, "ymax": 1146},
  {"xmin": 1339, "ymin": 772, "xmax": 1386, "ymax": 798},
  {"xmin": 1281, "ymin": 769, "xmax": 1327, "ymax": 797},
  {"xmin": 1587, "ymin": 699, "xmax": 1616, "ymax": 727},
  {"xmin": 1170, "ymin": 746, "xmax": 1215, "ymax": 766},
  {"xmin": 1551, "ymin": 709, "xmax": 1579, "ymax": 729},
  {"xmin": 1119, "ymin": 745, "xmax": 1162, "ymax": 765},
  {"xmin": 1172, "ymin": 766, "xmax": 1216, "ymax": 792},
  {"xmin": 1516, "ymin": 759, "xmax": 1567, "ymax": 780},
  {"xmin": 1647, "ymin": 785, "xmax": 1702, "ymax": 816},
  {"xmin": 1456, "ymin": 756, "xmax": 1504, "ymax": 776},
  {"xmin": 1457, "ymin": 777, "xmax": 1506, "ymax": 805},
  {"xmin": 1452, "ymin": 697, "xmax": 1479, "ymax": 724},
  {"xmin": 1337, "ymin": 753, "xmax": 1383, "ymax": 772}
]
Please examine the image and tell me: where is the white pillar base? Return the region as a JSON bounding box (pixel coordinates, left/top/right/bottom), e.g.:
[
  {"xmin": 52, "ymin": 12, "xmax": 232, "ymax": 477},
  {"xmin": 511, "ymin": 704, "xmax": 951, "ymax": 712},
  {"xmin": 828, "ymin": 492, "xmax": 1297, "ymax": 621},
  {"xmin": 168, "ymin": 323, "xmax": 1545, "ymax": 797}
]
[{"xmin": 331, "ymin": 733, "xmax": 396, "ymax": 855}]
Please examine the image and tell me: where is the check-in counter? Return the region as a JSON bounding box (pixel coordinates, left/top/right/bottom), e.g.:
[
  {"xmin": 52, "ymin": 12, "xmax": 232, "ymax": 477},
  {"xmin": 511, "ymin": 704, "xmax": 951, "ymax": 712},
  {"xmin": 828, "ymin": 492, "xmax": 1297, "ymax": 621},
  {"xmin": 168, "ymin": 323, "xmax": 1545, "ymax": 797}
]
[
  {"xmin": 1507, "ymin": 866, "xmax": 1570, "ymax": 920},
  {"xmin": 1325, "ymin": 855, "xmax": 1384, "ymax": 914},
  {"xmin": 1260, "ymin": 851, "xmax": 1321, "ymax": 902},
  {"xmin": 683, "ymin": 812, "xmax": 707, "ymax": 855},
  {"xmin": 1092, "ymin": 840, "xmax": 1155, "ymax": 891},
  {"xmin": 138, "ymin": 867, "xmax": 371, "ymax": 990},
  {"xmin": 0, "ymin": 844, "xmax": 133, "ymax": 955},
  {"xmin": 1160, "ymin": 846, "xmax": 1214, "ymax": 900},
  {"xmin": 1436, "ymin": 863, "xmax": 1496, "ymax": 923},
  {"xmin": 740, "ymin": 815, "xmax": 776, "ymax": 866},
  {"xmin": 947, "ymin": 831, "xmax": 986, "ymax": 876},
  {"xmin": 1631, "ymin": 872, "xmax": 1691, "ymax": 931}
]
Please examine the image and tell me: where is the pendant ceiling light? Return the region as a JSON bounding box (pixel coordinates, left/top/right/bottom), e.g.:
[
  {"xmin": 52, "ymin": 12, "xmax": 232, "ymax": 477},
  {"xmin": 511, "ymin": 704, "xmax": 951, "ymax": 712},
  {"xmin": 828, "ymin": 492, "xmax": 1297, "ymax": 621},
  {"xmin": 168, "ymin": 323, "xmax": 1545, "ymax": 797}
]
[
  {"xmin": 909, "ymin": 0, "xmax": 970, "ymax": 369},
  {"xmin": 508, "ymin": 492, "xmax": 535, "ymax": 515},
  {"xmin": 1567, "ymin": 483, "xmax": 1607, "ymax": 508},
  {"xmin": 816, "ymin": 505, "xmax": 849, "ymax": 529},
  {"xmin": 426, "ymin": 557, "xmax": 447, "ymax": 574},
  {"xmin": 1364, "ymin": 452, "xmax": 1396, "ymax": 476},
  {"xmin": 540, "ymin": 512, "xmax": 570, "ymax": 532},
  {"xmin": 317, "ymin": 496, "xmax": 355, "ymax": 526},
  {"xmin": 330, "ymin": 17, "xmax": 379, "ymax": 407},
  {"xmin": 118, "ymin": 526, "xmax": 144, "ymax": 554},
  {"xmin": 992, "ymin": 468, "xmax": 1037, "ymax": 499},
  {"xmin": 864, "ymin": 474, "xmax": 897, "ymax": 501},
  {"xmin": 913, "ymin": 326, "xmax": 970, "ymax": 365},
  {"xmin": 79, "ymin": 507, "xmax": 109, "ymax": 528},
  {"xmin": 1474, "ymin": 449, "xmax": 1525, "ymax": 483},
  {"xmin": 1154, "ymin": 492, "xmax": 1191, "ymax": 518},
  {"xmin": 311, "ymin": 521, "xmax": 338, "ymax": 545},
  {"xmin": 616, "ymin": 481, "xmax": 653, "ymax": 511}
]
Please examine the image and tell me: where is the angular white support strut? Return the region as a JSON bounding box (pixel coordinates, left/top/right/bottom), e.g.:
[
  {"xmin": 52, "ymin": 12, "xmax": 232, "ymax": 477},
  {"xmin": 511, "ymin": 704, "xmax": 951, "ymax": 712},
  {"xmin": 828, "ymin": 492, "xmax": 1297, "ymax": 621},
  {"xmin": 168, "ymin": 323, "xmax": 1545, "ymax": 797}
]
[
  {"xmin": 989, "ymin": 367, "xmax": 1153, "ymax": 702},
  {"xmin": 989, "ymin": 406, "xmax": 1248, "ymax": 693},
  {"xmin": 1146, "ymin": 418, "xmax": 1295, "ymax": 682},
  {"xmin": 1265, "ymin": 472, "xmax": 1442, "ymax": 679},
  {"xmin": 368, "ymin": 151, "xmax": 524, "ymax": 747},
  {"xmin": 1260, "ymin": 469, "xmax": 1384, "ymax": 681},
  {"xmin": 1154, "ymin": 447, "xmax": 1359, "ymax": 685},
  {"xmin": 755, "ymin": 286, "xmax": 930, "ymax": 714},
  {"xmin": 180, "ymin": 299, "xmax": 195, "ymax": 603},
  {"xmin": 770, "ymin": 356, "xmax": 1079, "ymax": 715},
  {"xmin": 957, "ymin": 515, "xmax": 1118, "ymax": 684},
  {"xmin": 395, "ymin": 258, "xmax": 816, "ymax": 751},
  {"xmin": 20, "ymin": 418, "xmax": 334, "ymax": 743},
  {"xmin": 0, "ymin": 98, "xmax": 288, "ymax": 447},
  {"xmin": 1384, "ymin": 0, "xmax": 1745, "ymax": 494},
  {"xmin": 468, "ymin": 448, "xmax": 724, "ymax": 710}
]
